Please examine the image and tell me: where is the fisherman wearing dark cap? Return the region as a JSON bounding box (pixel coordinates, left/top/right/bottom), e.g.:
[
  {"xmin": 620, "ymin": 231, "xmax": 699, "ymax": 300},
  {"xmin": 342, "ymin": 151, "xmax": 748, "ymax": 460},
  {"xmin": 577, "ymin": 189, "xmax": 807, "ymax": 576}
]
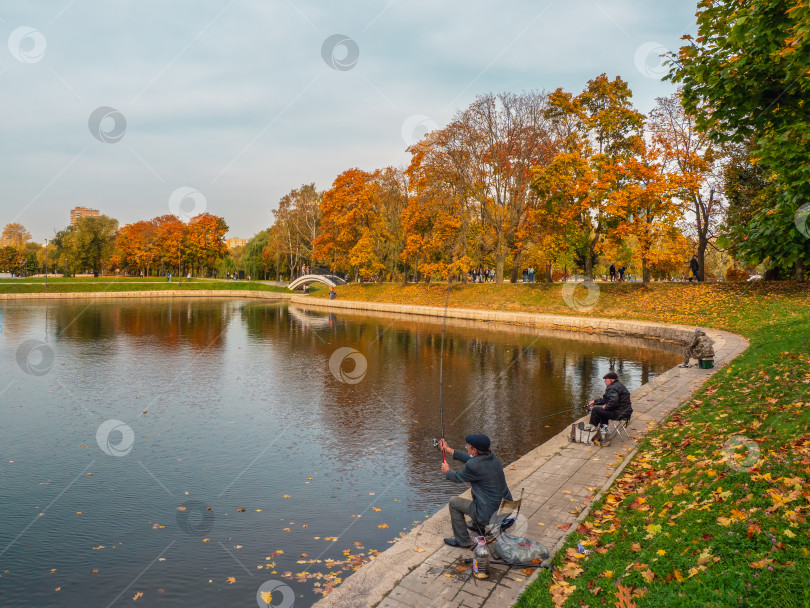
[
  {"xmin": 438, "ymin": 434, "xmax": 512, "ymax": 548},
  {"xmin": 584, "ymin": 371, "xmax": 633, "ymax": 432}
]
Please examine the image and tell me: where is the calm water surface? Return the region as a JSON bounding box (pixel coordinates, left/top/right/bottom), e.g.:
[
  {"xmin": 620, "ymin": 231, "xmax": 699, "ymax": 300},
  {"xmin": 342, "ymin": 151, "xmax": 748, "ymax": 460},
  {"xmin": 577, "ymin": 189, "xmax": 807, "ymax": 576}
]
[{"xmin": 0, "ymin": 299, "xmax": 681, "ymax": 607}]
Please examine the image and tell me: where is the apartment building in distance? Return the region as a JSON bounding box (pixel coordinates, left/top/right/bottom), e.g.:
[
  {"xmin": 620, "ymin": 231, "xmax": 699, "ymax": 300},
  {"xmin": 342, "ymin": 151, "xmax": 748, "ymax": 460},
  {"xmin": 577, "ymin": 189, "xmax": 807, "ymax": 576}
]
[
  {"xmin": 70, "ymin": 207, "xmax": 100, "ymax": 227},
  {"xmin": 226, "ymin": 238, "xmax": 246, "ymax": 249}
]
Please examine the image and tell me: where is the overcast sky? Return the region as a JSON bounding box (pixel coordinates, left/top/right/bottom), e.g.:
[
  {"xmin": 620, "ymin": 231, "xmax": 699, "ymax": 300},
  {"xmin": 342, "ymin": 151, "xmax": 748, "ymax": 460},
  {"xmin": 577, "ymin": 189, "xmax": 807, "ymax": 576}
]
[{"xmin": 1, "ymin": 0, "xmax": 697, "ymax": 242}]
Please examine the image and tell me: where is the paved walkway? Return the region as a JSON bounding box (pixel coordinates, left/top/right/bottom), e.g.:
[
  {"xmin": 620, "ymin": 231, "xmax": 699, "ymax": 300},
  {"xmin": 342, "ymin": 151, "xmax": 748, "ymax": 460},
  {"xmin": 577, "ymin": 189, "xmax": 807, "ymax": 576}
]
[{"xmin": 312, "ymin": 323, "xmax": 749, "ymax": 608}]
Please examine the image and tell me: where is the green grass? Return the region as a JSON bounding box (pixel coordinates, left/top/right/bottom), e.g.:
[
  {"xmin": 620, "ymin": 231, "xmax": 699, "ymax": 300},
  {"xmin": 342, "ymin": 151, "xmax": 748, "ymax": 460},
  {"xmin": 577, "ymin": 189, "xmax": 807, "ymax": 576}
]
[
  {"xmin": 315, "ymin": 282, "xmax": 810, "ymax": 607},
  {"xmin": 514, "ymin": 305, "xmax": 810, "ymax": 607}
]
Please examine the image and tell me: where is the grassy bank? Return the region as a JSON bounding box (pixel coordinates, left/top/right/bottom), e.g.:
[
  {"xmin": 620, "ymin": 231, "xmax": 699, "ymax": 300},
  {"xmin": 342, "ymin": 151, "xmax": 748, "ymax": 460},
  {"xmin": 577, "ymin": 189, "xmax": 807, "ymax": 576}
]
[
  {"xmin": 0, "ymin": 278, "xmax": 289, "ymax": 294},
  {"xmin": 321, "ymin": 282, "xmax": 810, "ymax": 607}
]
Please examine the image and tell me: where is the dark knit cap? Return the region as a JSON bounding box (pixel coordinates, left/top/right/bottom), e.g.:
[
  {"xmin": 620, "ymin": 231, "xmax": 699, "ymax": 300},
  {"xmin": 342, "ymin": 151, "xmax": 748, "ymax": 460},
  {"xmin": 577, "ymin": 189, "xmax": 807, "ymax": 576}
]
[
  {"xmin": 603, "ymin": 371, "xmax": 618, "ymax": 380},
  {"xmin": 465, "ymin": 434, "xmax": 491, "ymax": 452}
]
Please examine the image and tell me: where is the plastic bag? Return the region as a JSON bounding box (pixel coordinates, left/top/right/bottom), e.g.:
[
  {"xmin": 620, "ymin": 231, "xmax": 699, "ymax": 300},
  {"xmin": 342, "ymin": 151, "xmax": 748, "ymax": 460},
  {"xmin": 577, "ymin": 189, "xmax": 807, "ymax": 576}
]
[{"xmin": 494, "ymin": 533, "xmax": 549, "ymax": 564}]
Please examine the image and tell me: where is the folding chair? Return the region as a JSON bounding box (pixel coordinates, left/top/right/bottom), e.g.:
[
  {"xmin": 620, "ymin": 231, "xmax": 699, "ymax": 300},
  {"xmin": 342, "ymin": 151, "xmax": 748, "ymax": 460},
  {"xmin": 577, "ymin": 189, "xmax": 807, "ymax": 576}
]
[
  {"xmin": 467, "ymin": 488, "xmax": 524, "ymax": 541},
  {"xmin": 606, "ymin": 413, "xmax": 632, "ymax": 441}
]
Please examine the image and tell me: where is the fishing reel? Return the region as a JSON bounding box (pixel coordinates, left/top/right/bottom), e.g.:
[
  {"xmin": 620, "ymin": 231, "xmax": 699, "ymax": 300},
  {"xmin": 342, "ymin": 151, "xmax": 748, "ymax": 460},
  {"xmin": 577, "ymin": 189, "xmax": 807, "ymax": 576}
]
[{"xmin": 432, "ymin": 438, "xmax": 441, "ymax": 451}]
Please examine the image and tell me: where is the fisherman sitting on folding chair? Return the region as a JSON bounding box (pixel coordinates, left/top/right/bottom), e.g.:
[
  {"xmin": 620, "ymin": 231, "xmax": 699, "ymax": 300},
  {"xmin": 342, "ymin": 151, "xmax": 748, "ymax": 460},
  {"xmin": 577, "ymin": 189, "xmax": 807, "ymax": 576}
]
[
  {"xmin": 439, "ymin": 434, "xmax": 512, "ymax": 548},
  {"xmin": 584, "ymin": 372, "xmax": 633, "ymax": 439}
]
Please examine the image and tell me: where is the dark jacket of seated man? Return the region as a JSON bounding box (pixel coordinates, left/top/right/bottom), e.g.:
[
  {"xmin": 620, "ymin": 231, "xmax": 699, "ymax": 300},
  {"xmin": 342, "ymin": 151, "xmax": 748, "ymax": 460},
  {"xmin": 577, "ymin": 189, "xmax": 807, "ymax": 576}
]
[
  {"xmin": 588, "ymin": 371, "xmax": 633, "ymax": 427},
  {"xmin": 445, "ymin": 441, "xmax": 512, "ymax": 526}
]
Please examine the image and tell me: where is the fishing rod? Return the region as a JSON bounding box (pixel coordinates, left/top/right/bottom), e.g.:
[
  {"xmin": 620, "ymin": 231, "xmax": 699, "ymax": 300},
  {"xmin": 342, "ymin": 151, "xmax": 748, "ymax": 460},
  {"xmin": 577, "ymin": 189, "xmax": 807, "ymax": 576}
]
[
  {"xmin": 525, "ymin": 405, "xmax": 587, "ymax": 425},
  {"xmin": 434, "ymin": 269, "xmax": 453, "ymax": 464}
]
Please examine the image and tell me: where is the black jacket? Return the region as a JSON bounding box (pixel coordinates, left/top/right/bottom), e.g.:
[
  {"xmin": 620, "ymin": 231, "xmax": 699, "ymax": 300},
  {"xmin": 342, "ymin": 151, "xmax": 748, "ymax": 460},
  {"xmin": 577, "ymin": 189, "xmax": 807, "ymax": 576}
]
[
  {"xmin": 445, "ymin": 450, "xmax": 512, "ymax": 525},
  {"xmin": 594, "ymin": 380, "xmax": 633, "ymax": 418}
]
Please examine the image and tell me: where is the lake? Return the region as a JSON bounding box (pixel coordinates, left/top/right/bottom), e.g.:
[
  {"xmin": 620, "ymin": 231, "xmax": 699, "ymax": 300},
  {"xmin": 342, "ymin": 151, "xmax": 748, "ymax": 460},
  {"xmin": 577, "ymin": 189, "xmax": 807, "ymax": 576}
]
[{"xmin": 0, "ymin": 299, "xmax": 681, "ymax": 607}]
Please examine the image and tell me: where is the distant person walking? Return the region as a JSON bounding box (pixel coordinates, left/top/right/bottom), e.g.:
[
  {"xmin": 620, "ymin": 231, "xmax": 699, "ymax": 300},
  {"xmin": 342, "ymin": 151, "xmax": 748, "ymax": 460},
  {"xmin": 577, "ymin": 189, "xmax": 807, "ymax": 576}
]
[
  {"xmin": 618, "ymin": 266, "xmax": 626, "ymax": 282},
  {"xmin": 609, "ymin": 263, "xmax": 616, "ymax": 282},
  {"xmin": 167, "ymin": 272, "xmax": 171, "ymax": 282},
  {"xmin": 689, "ymin": 255, "xmax": 700, "ymax": 282},
  {"xmin": 329, "ymin": 286, "xmax": 336, "ymax": 300}
]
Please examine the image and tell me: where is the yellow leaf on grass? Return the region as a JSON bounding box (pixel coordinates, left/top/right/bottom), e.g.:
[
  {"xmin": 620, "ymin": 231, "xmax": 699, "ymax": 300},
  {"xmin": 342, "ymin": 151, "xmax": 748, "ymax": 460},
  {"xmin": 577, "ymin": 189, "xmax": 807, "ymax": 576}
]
[
  {"xmin": 641, "ymin": 569, "xmax": 654, "ymax": 583},
  {"xmin": 674, "ymin": 569, "xmax": 684, "ymax": 583},
  {"xmin": 602, "ymin": 570, "xmax": 614, "ymax": 579},
  {"xmin": 717, "ymin": 516, "xmax": 732, "ymax": 526},
  {"xmin": 631, "ymin": 543, "xmax": 641, "ymax": 552},
  {"xmin": 645, "ymin": 524, "xmax": 661, "ymax": 536},
  {"xmin": 656, "ymin": 549, "xmax": 666, "ymax": 556},
  {"xmin": 784, "ymin": 529, "xmax": 797, "ymax": 538}
]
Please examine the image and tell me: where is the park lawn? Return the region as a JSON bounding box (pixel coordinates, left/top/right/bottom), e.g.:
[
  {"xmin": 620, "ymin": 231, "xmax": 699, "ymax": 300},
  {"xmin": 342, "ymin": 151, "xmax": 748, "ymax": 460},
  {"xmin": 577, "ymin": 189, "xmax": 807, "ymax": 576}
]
[
  {"xmin": 316, "ymin": 282, "xmax": 810, "ymax": 607},
  {"xmin": 0, "ymin": 280, "xmax": 289, "ymax": 293}
]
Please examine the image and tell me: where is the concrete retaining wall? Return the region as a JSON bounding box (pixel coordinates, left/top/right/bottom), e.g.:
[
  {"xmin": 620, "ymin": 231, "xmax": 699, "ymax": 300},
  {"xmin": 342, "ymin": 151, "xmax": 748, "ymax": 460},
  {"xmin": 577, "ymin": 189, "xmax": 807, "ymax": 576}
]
[
  {"xmin": 0, "ymin": 290, "xmax": 293, "ymax": 301},
  {"xmin": 291, "ymin": 295, "xmax": 697, "ymax": 345}
]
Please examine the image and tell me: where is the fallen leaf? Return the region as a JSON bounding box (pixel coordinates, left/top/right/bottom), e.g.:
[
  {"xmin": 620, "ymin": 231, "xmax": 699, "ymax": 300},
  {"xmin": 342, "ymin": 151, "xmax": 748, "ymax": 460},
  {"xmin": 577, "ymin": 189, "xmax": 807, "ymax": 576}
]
[
  {"xmin": 133, "ymin": 591, "xmax": 143, "ymax": 600},
  {"xmin": 226, "ymin": 577, "xmax": 236, "ymax": 584}
]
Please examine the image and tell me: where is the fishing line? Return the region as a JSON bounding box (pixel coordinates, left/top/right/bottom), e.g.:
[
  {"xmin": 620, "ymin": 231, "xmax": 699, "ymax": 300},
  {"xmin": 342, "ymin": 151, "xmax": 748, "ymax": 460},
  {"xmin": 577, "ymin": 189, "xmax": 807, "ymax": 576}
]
[
  {"xmin": 525, "ymin": 406, "xmax": 581, "ymax": 425},
  {"xmin": 437, "ymin": 269, "xmax": 453, "ymax": 463}
]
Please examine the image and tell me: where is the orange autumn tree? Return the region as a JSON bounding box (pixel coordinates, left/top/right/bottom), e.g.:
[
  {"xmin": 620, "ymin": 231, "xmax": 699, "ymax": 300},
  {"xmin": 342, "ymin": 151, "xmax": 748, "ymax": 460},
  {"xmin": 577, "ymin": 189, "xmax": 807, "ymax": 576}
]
[
  {"xmin": 441, "ymin": 92, "xmax": 553, "ymax": 283},
  {"xmin": 649, "ymin": 93, "xmax": 724, "ymax": 281},
  {"xmin": 604, "ymin": 137, "xmax": 684, "ymax": 283},
  {"xmin": 402, "ymin": 130, "xmax": 474, "ymax": 281},
  {"xmin": 313, "ymin": 168, "xmax": 404, "ymax": 281},
  {"xmin": 114, "ymin": 220, "xmax": 159, "ymax": 275},
  {"xmin": 153, "ymin": 215, "xmax": 186, "ymax": 274},
  {"xmin": 533, "ymin": 75, "xmax": 645, "ymax": 278},
  {"xmin": 184, "ymin": 213, "xmax": 228, "ymax": 275}
]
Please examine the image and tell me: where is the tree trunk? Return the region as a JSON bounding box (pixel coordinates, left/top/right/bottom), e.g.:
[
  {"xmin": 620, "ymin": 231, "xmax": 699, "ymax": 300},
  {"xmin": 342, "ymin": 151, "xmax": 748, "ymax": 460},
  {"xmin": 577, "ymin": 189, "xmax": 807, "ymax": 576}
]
[
  {"xmin": 585, "ymin": 234, "xmax": 599, "ymax": 279},
  {"xmin": 697, "ymin": 235, "xmax": 708, "ymax": 281},
  {"xmin": 642, "ymin": 256, "xmax": 649, "ymax": 284},
  {"xmin": 796, "ymin": 261, "xmax": 805, "ymax": 282},
  {"xmin": 495, "ymin": 232, "xmax": 505, "ymax": 285},
  {"xmin": 510, "ymin": 251, "xmax": 521, "ymax": 283},
  {"xmin": 546, "ymin": 262, "xmax": 553, "ymax": 283}
]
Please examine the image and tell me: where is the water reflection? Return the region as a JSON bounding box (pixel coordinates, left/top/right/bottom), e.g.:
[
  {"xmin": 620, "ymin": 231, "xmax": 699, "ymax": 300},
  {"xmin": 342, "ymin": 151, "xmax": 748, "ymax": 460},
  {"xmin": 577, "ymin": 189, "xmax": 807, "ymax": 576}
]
[{"xmin": 0, "ymin": 299, "xmax": 680, "ymax": 608}]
